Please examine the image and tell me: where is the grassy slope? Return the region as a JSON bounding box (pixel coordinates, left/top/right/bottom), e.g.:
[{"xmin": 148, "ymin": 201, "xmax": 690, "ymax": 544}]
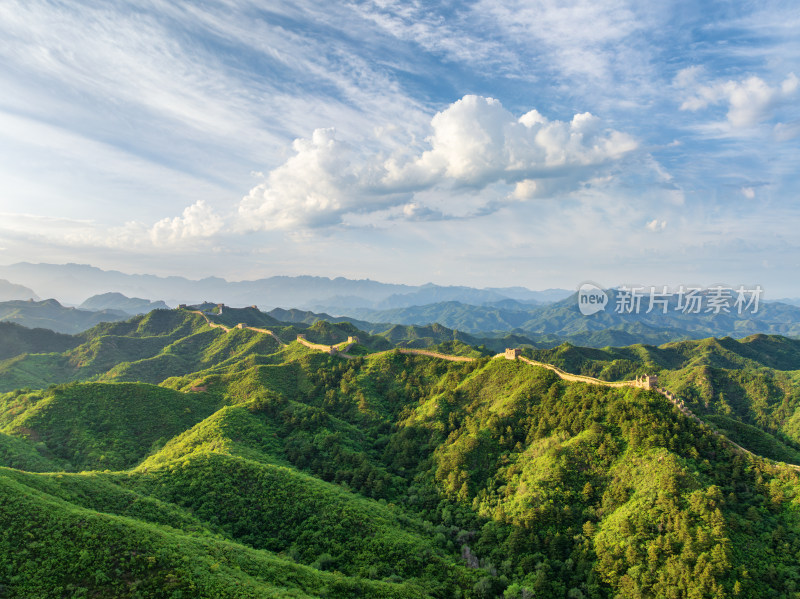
[
  {"xmin": 0, "ymin": 321, "xmax": 80, "ymax": 360},
  {"xmin": 0, "ymin": 468, "xmax": 424, "ymax": 599},
  {"xmin": 125, "ymin": 453, "xmax": 474, "ymax": 590},
  {"xmin": 0, "ymin": 382, "xmax": 224, "ymax": 471},
  {"xmin": 0, "ymin": 430, "xmax": 65, "ymax": 472},
  {"xmin": 0, "ymin": 310, "xmax": 209, "ymax": 391},
  {"xmin": 0, "ymin": 310, "xmax": 275, "ymax": 392}
]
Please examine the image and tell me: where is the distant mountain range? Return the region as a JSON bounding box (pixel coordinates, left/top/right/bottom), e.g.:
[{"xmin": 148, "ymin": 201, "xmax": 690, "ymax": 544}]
[
  {"xmin": 4, "ymin": 289, "xmax": 800, "ymax": 350},
  {"xmin": 334, "ymin": 289, "xmax": 800, "ymax": 340},
  {"xmin": 0, "ymin": 262, "xmax": 570, "ymax": 309},
  {"xmin": 2, "ymin": 263, "xmax": 799, "ymax": 347},
  {"xmin": 0, "ymin": 292, "xmax": 171, "ymax": 335},
  {"xmin": 0, "ymin": 278, "xmax": 37, "ymax": 301},
  {"xmin": 0, "ymin": 299, "xmax": 130, "ymax": 335}
]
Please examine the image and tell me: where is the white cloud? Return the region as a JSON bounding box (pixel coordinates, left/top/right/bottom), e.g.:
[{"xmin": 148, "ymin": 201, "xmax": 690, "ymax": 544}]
[
  {"xmin": 150, "ymin": 201, "xmax": 224, "ymax": 246},
  {"xmin": 350, "ymin": 0, "xmax": 519, "ymax": 72},
  {"xmin": 678, "ymin": 70, "xmax": 799, "ymax": 129},
  {"xmin": 405, "ymin": 97, "xmax": 637, "ymax": 186},
  {"xmin": 237, "ymin": 128, "xmax": 375, "ymax": 230},
  {"xmin": 473, "ymin": 0, "xmax": 646, "ymax": 81},
  {"xmin": 741, "ymin": 186, "xmax": 756, "ymax": 199},
  {"xmin": 645, "ymin": 219, "xmax": 666, "ymax": 231},
  {"xmin": 0, "ymin": 201, "xmax": 225, "ymax": 252},
  {"xmin": 511, "ymin": 179, "xmax": 541, "ymax": 201},
  {"xmin": 0, "ymin": 0, "xmax": 432, "ymax": 196},
  {"xmin": 238, "ymin": 95, "xmax": 639, "ymax": 230},
  {"xmin": 774, "ymin": 120, "xmax": 800, "ymax": 142},
  {"xmin": 0, "ymin": 1, "xmax": 261, "ymax": 141}
]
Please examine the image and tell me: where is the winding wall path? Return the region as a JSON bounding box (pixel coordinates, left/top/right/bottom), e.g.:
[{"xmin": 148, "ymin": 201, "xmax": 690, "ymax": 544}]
[
  {"xmin": 295, "ymin": 336, "xmax": 356, "ymax": 356},
  {"xmin": 386, "ymin": 347, "xmax": 800, "ymax": 470},
  {"xmin": 395, "ymin": 348, "xmax": 475, "ymax": 362},
  {"xmin": 191, "ymin": 311, "xmax": 286, "ymax": 347},
  {"xmin": 517, "ymin": 356, "xmax": 633, "ymax": 387},
  {"xmin": 514, "ymin": 355, "xmax": 800, "ymax": 469},
  {"xmin": 186, "ymin": 308, "xmax": 798, "ymax": 469}
]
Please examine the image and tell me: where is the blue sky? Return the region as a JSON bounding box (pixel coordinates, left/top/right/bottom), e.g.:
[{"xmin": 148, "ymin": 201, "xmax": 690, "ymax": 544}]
[{"xmin": 0, "ymin": 0, "xmax": 798, "ymax": 295}]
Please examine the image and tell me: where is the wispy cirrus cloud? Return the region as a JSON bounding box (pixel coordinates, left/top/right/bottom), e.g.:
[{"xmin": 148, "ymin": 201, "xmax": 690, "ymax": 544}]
[
  {"xmin": 348, "ymin": 0, "xmax": 522, "ymax": 74},
  {"xmin": 473, "ymin": 0, "xmax": 646, "ymax": 79},
  {"xmin": 0, "ymin": 0, "xmax": 432, "ymax": 199}
]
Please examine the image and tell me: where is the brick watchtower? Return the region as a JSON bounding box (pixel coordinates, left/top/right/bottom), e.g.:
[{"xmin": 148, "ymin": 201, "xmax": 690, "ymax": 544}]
[{"xmin": 635, "ymin": 374, "xmax": 658, "ymax": 390}]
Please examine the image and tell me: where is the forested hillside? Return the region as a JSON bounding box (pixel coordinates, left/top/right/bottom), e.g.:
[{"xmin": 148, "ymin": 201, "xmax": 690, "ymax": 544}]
[{"xmin": 2, "ymin": 308, "xmax": 800, "ymax": 598}]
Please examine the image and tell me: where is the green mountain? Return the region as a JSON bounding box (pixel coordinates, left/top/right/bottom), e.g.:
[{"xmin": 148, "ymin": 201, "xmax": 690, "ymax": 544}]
[
  {"xmin": 2, "ymin": 309, "xmax": 800, "ymax": 597},
  {"xmin": 523, "ymin": 334, "xmax": 800, "ymax": 463},
  {"xmin": 0, "ymin": 321, "xmax": 79, "ymax": 360},
  {"xmin": 79, "ymin": 291, "xmax": 171, "ymax": 314},
  {"xmin": 340, "ymin": 293, "xmax": 800, "ymax": 342},
  {"xmin": 267, "ymin": 307, "xmax": 379, "ymax": 331},
  {"xmin": 0, "ymin": 298, "xmax": 130, "ymax": 334},
  {"xmin": 8, "ymin": 294, "xmax": 799, "ymax": 352}
]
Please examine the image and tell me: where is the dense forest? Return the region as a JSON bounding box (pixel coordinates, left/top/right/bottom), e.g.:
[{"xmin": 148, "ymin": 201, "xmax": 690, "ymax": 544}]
[{"xmin": 2, "ymin": 308, "xmax": 800, "ymax": 598}]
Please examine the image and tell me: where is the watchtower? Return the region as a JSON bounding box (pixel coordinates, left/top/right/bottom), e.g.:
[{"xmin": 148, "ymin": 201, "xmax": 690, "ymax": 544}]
[
  {"xmin": 635, "ymin": 374, "xmax": 658, "ymax": 390},
  {"xmin": 347, "ymin": 336, "xmax": 359, "ymax": 345},
  {"xmin": 505, "ymin": 348, "xmax": 521, "ymax": 360}
]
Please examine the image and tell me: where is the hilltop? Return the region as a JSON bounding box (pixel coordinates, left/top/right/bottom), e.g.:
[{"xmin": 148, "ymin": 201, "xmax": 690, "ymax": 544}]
[{"xmin": 79, "ymin": 292, "xmax": 171, "ymax": 314}]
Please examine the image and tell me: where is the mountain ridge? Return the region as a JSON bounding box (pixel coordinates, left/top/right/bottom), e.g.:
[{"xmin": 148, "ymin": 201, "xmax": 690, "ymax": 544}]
[{"xmin": 0, "ymin": 262, "xmax": 571, "ymax": 309}]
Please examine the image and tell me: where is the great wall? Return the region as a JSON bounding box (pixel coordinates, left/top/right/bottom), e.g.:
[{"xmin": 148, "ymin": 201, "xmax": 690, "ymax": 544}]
[
  {"xmin": 296, "ymin": 334, "xmax": 358, "ymax": 357},
  {"xmin": 185, "ymin": 306, "xmax": 798, "ymax": 470},
  {"xmin": 190, "ymin": 310, "xmax": 287, "ymax": 347}
]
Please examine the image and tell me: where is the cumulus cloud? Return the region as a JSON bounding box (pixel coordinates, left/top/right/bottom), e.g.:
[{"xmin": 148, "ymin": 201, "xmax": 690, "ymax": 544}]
[
  {"xmin": 238, "ymin": 129, "xmax": 356, "ymax": 230},
  {"xmin": 149, "ymin": 200, "xmax": 224, "ymax": 245},
  {"xmin": 677, "ymin": 69, "xmax": 799, "ymax": 129},
  {"xmin": 393, "ymin": 96, "xmax": 637, "ymax": 188},
  {"xmin": 645, "ymin": 219, "xmax": 666, "ymax": 232},
  {"xmin": 239, "ymin": 95, "xmax": 638, "ymax": 230},
  {"xmin": 0, "ymin": 201, "xmax": 226, "ymax": 251}
]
